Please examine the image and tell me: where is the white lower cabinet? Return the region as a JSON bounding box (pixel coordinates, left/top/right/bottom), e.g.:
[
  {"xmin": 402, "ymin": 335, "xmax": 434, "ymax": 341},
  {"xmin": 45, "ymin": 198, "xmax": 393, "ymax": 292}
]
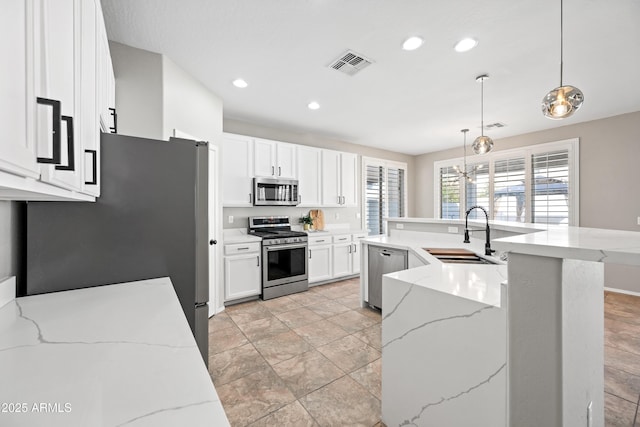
[
  {"xmin": 309, "ymin": 233, "xmax": 365, "ymax": 284},
  {"xmin": 308, "ymin": 236, "xmax": 332, "ymax": 283},
  {"xmin": 224, "ymin": 243, "xmax": 261, "ymax": 301}
]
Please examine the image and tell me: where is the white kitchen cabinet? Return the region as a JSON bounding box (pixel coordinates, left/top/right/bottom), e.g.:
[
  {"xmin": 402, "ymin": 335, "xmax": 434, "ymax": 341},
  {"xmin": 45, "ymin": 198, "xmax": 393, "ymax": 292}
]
[
  {"xmin": 321, "ymin": 149, "xmax": 358, "ymax": 207},
  {"xmin": 308, "ymin": 243, "xmax": 332, "ymax": 283},
  {"xmin": 0, "ymin": 0, "xmax": 112, "ymax": 201},
  {"xmin": 224, "ymin": 243, "xmax": 261, "ymax": 301},
  {"xmin": 222, "ymin": 133, "xmax": 254, "ymax": 206},
  {"xmin": 351, "ymin": 233, "xmax": 367, "ymax": 274},
  {"xmin": 253, "ymin": 138, "xmax": 296, "ymax": 179},
  {"xmin": 0, "ymin": 0, "xmax": 39, "ymax": 180},
  {"xmin": 296, "ymin": 145, "xmax": 322, "ymax": 206},
  {"xmin": 332, "ymin": 241, "xmax": 353, "ymax": 278}
]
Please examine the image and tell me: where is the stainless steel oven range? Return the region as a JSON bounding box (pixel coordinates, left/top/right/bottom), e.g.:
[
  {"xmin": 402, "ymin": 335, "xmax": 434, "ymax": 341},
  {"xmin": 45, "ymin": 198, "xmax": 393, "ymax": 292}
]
[{"xmin": 248, "ymin": 216, "xmax": 308, "ymax": 300}]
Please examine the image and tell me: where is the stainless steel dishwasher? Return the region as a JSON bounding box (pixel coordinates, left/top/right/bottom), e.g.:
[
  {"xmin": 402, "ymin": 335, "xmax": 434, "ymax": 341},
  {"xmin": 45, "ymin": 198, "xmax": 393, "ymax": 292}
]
[{"xmin": 367, "ymin": 245, "xmax": 408, "ymax": 309}]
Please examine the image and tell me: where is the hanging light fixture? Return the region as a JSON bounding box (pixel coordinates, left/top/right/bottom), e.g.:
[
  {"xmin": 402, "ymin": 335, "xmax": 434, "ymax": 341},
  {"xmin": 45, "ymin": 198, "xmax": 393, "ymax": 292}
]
[
  {"xmin": 542, "ymin": 0, "xmax": 583, "ymax": 119},
  {"xmin": 472, "ymin": 74, "xmax": 493, "ymax": 154},
  {"xmin": 453, "ymin": 129, "xmax": 480, "ymax": 183}
]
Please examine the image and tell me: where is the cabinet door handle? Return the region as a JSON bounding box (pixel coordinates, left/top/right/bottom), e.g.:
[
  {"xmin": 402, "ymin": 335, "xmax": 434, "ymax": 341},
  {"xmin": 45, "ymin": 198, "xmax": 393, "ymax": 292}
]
[
  {"xmin": 271, "ymin": 165, "xmax": 275, "ymax": 175},
  {"xmin": 108, "ymin": 107, "xmax": 118, "ymax": 134},
  {"xmin": 348, "ymin": 245, "xmax": 352, "ymax": 254},
  {"xmin": 84, "ymin": 149, "xmax": 97, "ymax": 185},
  {"xmin": 316, "ymin": 239, "xmax": 325, "ymax": 243},
  {"xmin": 36, "ymin": 97, "xmax": 62, "ymax": 165},
  {"xmin": 55, "ymin": 116, "xmax": 75, "ymax": 171},
  {"xmin": 309, "ymin": 250, "xmax": 312, "ymax": 259},
  {"xmin": 257, "ymin": 256, "xmax": 260, "ymax": 267},
  {"xmin": 278, "ymin": 166, "xmax": 281, "ymax": 176},
  {"xmin": 353, "ymin": 244, "xmax": 357, "ymax": 253},
  {"xmin": 249, "ymin": 193, "xmax": 252, "ymax": 203}
]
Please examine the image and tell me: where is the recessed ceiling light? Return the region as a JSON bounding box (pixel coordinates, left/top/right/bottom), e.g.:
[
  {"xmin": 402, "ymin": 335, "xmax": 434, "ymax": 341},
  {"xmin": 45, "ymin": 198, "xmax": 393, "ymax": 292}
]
[
  {"xmin": 232, "ymin": 78, "xmax": 248, "ymax": 88},
  {"xmin": 308, "ymin": 101, "xmax": 320, "ymax": 110},
  {"xmin": 402, "ymin": 36, "xmax": 424, "ymax": 51},
  {"xmin": 454, "ymin": 38, "xmax": 478, "ymax": 53}
]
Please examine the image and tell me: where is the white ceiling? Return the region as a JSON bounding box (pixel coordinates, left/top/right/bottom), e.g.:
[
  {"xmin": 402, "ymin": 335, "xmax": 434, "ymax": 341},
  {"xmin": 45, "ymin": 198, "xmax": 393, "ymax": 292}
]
[{"xmin": 101, "ymin": 0, "xmax": 640, "ymax": 155}]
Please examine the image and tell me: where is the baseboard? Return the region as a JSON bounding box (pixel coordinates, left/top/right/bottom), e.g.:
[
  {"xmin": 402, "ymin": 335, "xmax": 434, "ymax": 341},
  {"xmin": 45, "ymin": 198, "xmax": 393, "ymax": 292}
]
[{"xmin": 604, "ymin": 286, "xmax": 640, "ymax": 298}]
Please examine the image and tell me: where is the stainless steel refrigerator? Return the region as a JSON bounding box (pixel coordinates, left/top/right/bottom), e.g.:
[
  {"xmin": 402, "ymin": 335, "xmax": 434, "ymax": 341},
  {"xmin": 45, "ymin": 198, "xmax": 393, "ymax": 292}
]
[{"xmin": 20, "ymin": 133, "xmax": 209, "ymax": 363}]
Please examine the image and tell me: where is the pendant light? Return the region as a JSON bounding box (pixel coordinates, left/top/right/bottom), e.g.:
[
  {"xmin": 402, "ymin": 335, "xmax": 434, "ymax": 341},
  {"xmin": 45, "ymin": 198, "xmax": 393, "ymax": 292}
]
[
  {"xmin": 452, "ymin": 129, "xmax": 479, "ymax": 183},
  {"xmin": 472, "ymin": 74, "xmax": 493, "ymax": 154},
  {"xmin": 541, "ymin": 0, "xmax": 583, "ymax": 119}
]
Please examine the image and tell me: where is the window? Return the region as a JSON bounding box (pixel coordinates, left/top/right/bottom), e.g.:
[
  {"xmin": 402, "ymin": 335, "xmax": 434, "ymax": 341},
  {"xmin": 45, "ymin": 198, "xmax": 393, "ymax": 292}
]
[
  {"xmin": 363, "ymin": 158, "xmax": 408, "ymax": 236},
  {"xmin": 434, "ymin": 139, "xmax": 578, "ymax": 225}
]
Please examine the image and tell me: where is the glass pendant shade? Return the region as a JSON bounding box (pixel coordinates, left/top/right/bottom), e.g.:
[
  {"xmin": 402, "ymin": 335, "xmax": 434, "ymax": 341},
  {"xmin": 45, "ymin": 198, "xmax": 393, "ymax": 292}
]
[
  {"xmin": 472, "ymin": 135, "xmax": 494, "ymax": 154},
  {"xmin": 541, "ymin": 85, "xmax": 584, "ymax": 119}
]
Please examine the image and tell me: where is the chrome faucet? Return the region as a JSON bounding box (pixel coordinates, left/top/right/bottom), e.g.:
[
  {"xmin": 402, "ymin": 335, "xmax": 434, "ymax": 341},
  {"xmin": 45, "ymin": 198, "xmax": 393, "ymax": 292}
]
[{"xmin": 463, "ymin": 205, "xmax": 495, "ymax": 256}]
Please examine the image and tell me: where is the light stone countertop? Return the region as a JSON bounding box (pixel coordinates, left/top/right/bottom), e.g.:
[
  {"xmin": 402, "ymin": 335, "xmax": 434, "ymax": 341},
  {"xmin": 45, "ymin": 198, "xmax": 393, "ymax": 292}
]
[
  {"xmin": 362, "ymin": 233, "xmax": 507, "ymax": 307},
  {"xmin": 0, "ymin": 278, "xmax": 229, "ymax": 427},
  {"xmin": 222, "ymin": 229, "xmax": 262, "ymax": 244}
]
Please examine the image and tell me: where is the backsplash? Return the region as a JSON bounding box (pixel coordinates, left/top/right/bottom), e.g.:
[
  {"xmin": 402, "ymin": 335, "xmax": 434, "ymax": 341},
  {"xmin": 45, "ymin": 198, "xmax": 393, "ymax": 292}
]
[{"xmin": 223, "ymin": 206, "xmax": 363, "ymax": 230}]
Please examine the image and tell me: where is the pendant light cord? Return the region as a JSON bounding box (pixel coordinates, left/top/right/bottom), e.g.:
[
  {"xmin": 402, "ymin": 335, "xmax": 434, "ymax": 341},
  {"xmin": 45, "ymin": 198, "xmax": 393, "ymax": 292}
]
[
  {"xmin": 480, "ymin": 78, "xmax": 485, "ymax": 137},
  {"xmin": 560, "ymin": 0, "xmax": 564, "ymax": 86}
]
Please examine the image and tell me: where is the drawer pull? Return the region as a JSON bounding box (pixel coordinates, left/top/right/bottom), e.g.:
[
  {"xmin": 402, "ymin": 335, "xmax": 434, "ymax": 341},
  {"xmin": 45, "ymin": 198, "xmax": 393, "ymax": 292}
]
[{"xmin": 237, "ymin": 247, "xmax": 250, "ymax": 250}]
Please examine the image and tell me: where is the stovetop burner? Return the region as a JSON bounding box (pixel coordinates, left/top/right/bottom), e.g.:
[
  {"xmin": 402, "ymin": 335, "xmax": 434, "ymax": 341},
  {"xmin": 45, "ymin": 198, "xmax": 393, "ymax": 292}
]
[
  {"xmin": 248, "ymin": 216, "xmax": 308, "ymax": 243},
  {"xmin": 251, "ymin": 229, "xmax": 307, "ymax": 239}
]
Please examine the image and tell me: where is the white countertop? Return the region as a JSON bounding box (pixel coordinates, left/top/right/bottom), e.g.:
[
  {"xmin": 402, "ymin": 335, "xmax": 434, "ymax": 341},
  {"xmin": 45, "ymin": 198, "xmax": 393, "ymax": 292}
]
[
  {"xmin": 0, "ymin": 278, "xmax": 229, "ymax": 427},
  {"xmin": 362, "ymin": 233, "xmax": 507, "ymax": 307},
  {"xmin": 385, "ymin": 216, "xmax": 550, "ymax": 234},
  {"xmin": 493, "ymin": 226, "xmax": 640, "ymax": 266},
  {"xmin": 222, "ymin": 229, "xmax": 262, "ymax": 244}
]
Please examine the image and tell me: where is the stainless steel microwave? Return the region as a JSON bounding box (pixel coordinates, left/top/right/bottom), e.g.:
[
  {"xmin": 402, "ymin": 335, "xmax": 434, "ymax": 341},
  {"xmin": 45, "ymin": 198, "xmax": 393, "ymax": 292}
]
[{"xmin": 253, "ymin": 177, "xmax": 300, "ymax": 206}]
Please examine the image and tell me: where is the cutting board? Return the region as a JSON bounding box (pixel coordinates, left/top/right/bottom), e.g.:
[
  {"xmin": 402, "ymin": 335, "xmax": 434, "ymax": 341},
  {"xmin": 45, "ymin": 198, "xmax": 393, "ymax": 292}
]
[{"xmin": 310, "ymin": 209, "xmax": 325, "ymax": 231}]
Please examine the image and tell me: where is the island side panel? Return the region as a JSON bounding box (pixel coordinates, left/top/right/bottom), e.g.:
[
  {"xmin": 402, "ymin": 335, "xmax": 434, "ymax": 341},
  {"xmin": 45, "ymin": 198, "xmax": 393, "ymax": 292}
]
[
  {"xmin": 507, "ymin": 253, "xmax": 604, "ymax": 427},
  {"xmin": 382, "ymin": 276, "xmax": 506, "ymax": 427}
]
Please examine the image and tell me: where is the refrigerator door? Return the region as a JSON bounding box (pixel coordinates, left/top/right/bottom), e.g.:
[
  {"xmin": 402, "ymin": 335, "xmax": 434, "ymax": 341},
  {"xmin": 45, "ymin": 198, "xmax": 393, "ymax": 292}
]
[{"xmin": 23, "ymin": 133, "xmax": 209, "ymax": 359}]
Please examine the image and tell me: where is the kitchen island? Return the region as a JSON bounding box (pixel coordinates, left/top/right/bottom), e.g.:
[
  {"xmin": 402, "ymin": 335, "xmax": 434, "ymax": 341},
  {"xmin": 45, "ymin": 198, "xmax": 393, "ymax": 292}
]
[
  {"xmin": 363, "ymin": 218, "xmax": 640, "ymax": 427},
  {"xmin": 0, "ymin": 277, "xmax": 228, "ymax": 427}
]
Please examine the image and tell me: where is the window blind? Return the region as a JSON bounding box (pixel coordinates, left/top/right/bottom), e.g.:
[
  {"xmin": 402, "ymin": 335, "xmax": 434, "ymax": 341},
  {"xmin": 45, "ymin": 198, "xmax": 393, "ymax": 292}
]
[
  {"xmin": 531, "ymin": 150, "xmax": 570, "ymax": 225},
  {"xmin": 494, "ymin": 158, "xmax": 526, "ymax": 222},
  {"xmin": 365, "ymin": 164, "xmax": 384, "ymax": 235},
  {"xmin": 387, "ymin": 167, "xmax": 405, "ymax": 218},
  {"xmin": 440, "ymin": 166, "xmax": 460, "ymax": 219},
  {"xmin": 465, "ymin": 162, "xmax": 490, "ymax": 219}
]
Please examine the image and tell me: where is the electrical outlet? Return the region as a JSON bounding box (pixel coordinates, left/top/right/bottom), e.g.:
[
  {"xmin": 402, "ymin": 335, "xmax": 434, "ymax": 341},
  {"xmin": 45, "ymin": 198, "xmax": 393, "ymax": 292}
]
[
  {"xmin": 448, "ymin": 226, "xmax": 459, "ymax": 233},
  {"xmin": 228, "ymin": 215, "xmax": 234, "ymax": 224},
  {"xmin": 396, "ymin": 223, "xmax": 404, "ymax": 229}
]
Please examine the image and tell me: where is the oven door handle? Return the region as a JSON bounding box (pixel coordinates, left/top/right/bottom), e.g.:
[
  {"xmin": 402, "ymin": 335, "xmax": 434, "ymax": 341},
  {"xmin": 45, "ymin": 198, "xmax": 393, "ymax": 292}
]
[{"xmin": 265, "ymin": 243, "xmax": 308, "ymax": 251}]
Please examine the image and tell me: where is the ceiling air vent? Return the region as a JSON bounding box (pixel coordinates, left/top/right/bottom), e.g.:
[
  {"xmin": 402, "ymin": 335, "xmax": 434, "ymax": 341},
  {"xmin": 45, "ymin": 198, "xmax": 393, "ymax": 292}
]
[
  {"xmin": 485, "ymin": 122, "xmax": 506, "ymax": 129},
  {"xmin": 328, "ymin": 50, "xmax": 373, "ymax": 76}
]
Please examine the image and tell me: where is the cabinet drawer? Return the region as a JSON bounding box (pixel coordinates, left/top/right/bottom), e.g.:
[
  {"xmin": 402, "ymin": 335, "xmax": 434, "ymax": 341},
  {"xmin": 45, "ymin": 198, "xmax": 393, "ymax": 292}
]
[
  {"xmin": 332, "ymin": 234, "xmax": 351, "ymax": 243},
  {"xmin": 224, "ymin": 242, "xmax": 260, "ymax": 255},
  {"xmin": 308, "ymin": 235, "xmax": 331, "ymax": 245}
]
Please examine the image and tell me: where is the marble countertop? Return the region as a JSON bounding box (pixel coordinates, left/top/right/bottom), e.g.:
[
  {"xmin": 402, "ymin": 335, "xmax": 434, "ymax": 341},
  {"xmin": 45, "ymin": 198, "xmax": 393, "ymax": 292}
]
[
  {"xmin": 362, "ymin": 233, "xmax": 507, "ymax": 307},
  {"xmin": 385, "ymin": 216, "xmax": 551, "ymax": 234},
  {"xmin": 0, "ymin": 278, "xmax": 229, "ymax": 427},
  {"xmin": 222, "ymin": 229, "xmax": 262, "ymax": 244},
  {"xmin": 493, "ymin": 226, "xmax": 640, "ymax": 265}
]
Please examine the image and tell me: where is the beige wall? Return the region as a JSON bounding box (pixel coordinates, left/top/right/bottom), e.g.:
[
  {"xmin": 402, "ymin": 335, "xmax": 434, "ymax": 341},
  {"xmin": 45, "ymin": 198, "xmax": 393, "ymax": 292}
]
[
  {"xmin": 415, "ymin": 111, "xmax": 640, "ymax": 292},
  {"xmin": 110, "ymin": 42, "xmax": 223, "ymax": 144},
  {"xmin": 223, "ymin": 119, "xmax": 416, "ymax": 230}
]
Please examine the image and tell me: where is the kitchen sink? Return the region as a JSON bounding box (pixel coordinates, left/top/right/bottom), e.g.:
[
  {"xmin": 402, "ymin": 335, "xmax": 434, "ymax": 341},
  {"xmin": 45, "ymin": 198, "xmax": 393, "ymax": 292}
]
[{"xmin": 424, "ymin": 248, "xmax": 499, "ymax": 265}]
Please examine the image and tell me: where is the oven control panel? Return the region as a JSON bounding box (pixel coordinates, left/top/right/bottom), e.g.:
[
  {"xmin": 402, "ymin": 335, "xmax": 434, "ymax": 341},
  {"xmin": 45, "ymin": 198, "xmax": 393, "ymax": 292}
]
[{"xmin": 263, "ymin": 236, "xmax": 308, "ymax": 246}]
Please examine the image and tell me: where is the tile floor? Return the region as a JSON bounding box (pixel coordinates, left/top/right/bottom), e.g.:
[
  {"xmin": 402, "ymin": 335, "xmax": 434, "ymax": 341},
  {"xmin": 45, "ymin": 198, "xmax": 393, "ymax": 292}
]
[{"xmin": 208, "ymin": 279, "xmax": 640, "ymax": 426}]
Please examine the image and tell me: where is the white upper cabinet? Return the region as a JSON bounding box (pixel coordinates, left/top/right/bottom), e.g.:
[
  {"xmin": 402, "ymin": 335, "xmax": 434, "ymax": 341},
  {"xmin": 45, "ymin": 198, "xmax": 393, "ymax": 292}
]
[
  {"xmin": 296, "ymin": 145, "xmax": 321, "ymax": 206},
  {"xmin": 253, "ymin": 138, "xmax": 296, "ymax": 179},
  {"xmin": 321, "ymin": 149, "xmax": 358, "ymax": 207},
  {"xmin": 222, "ymin": 133, "xmax": 254, "ymax": 207},
  {"xmin": 0, "ymin": 0, "xmax": 39, "ymax": 179},
  {"xmin": 0, "ymin": 0, "xmax": 113, "ymax": 201}
]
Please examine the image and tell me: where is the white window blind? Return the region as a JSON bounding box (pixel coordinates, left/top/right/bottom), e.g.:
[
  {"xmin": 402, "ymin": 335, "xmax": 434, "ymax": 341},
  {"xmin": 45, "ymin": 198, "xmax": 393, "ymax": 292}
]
[
  {"xmin": 363, "ymin": 159, "xmax": 407, "ymax": 236},
  {"xmin": 494, "ymin": 158, "xmax": 526, "ymax": 222},
  {"xmin": 465, "ymin": 162, "xmax": 490, "ymax": 219},
  {"xmin": 532, "ymin": 150, "xmax": 570, "ymax": 225},
  {"xmin": 365, "ymin": 164, "xmax": 384, "ymax": 235},
  {"xmin": 387, "ymin": 167, "xmax": 405, "ymax": 218},
  {"xmin": 440, "ymin": 166, "xmax": 460, "ymax": 219}
]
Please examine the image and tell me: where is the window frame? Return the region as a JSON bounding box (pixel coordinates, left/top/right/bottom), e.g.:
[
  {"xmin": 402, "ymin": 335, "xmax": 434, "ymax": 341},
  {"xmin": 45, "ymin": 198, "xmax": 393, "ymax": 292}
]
[
  {"xmin": 433, "ymin": 138, "xmax": 579, "ymax": 225},
  {"xmin": 362, "ymin": 156, "xmax": 408, "ymax": 236}
]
